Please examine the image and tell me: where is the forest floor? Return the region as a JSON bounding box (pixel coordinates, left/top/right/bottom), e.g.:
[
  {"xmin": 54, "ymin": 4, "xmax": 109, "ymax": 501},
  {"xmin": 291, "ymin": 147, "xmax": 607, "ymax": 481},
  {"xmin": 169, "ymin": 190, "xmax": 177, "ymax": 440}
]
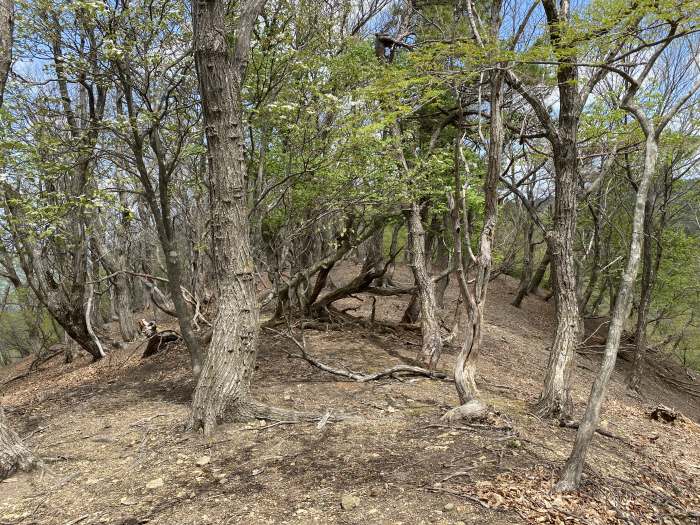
[{"xmin": 1, "ymin": 263, "xmax": 699, "ymax": 525}]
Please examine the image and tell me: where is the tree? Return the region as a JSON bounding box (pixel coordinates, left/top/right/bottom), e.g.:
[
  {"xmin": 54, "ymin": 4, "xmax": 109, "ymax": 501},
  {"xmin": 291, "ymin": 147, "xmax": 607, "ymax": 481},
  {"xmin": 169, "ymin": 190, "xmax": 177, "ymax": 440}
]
[
  {"xmin": 0, "ymin": 0, "xmax": 37, "ymax": 482},
  {"xmin": 188, "ymin": 0, "xmax": 269, "ymax": 435},
  {"xmin": 441, "ymin": 0, "xmax": 504, "ymax": 416},
  {"xmin": 556, "ymin": 13, "xmax": 700, "ymax": 490}
]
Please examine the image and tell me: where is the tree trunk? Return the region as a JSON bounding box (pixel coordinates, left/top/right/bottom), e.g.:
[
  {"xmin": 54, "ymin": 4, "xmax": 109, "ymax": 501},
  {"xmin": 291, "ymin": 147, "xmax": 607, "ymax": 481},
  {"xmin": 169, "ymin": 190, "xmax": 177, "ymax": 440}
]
[
  {"xmin": 556, "ymin": 131, "xmax": 658, "ymax": 492},
  {"xmin": 512, "ymin": 215, "xmax": 533, "ymax": 308},
  {"xmin": 0, "ymin": 408, "xmax": 36, "ymax": 481},
  {"xmin": 0, "ymin": 16, "xmax": 36, "ymax": 467},
  {"xmin": 365, "ymin": 226, "xmax": 388, "ymax": 287},
  {"xmin": 536, "ymin": 102, "xmax": 581, "ymax": 420},
  {"xmin": 405, "ymin": 203, "xmax": 442, "ymax": 369},
  {"xmin": 578, "ymin": 197, "xmax": 605, "ymax": 315},
  {"xmin": 384, "ymin": 221, "xmax": 402, "ymax": 286},
  {"xmin": 434, "ymin": 213, "xmax": 450, "ymax": 308},
  {"xmin": 0, "ymin": 0, "xmax": 11, "ymax": 109},
  {"xmin": 113, "ymin": 272, "xmax": 137, "ymax": 342},
  {"xmin": 189, "ymin": 0, "xmax": 267, "ymax": 436},
  {"xmin": 627, "ymin": 197, "xmax": 655, "ymax": 392},
  {"xmin": 527, "ymin": 248, "xmax": 551, "ymax": 294},
  {"xmin": 448, "ymin": 20, "xmax": 503, "ymax": 412}
]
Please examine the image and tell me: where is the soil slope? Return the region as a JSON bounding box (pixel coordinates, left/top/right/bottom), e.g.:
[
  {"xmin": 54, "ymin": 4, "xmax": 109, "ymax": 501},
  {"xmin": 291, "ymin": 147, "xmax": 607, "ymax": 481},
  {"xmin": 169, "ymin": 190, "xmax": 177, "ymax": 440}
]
[{"xmin": 1, "ymin": 264, "xmax": 698, "ymax": 525}]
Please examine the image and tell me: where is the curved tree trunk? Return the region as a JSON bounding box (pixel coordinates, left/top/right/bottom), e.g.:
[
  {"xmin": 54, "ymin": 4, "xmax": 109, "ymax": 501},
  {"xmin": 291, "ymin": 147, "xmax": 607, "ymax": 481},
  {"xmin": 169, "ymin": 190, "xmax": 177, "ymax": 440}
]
[
  {"xmin": 447, "ymin": 14, "xmax": 503, "ymax": 413},
  {"xmin": 188, "ymin": 0, "xmax": 268, "ymax": 436}
]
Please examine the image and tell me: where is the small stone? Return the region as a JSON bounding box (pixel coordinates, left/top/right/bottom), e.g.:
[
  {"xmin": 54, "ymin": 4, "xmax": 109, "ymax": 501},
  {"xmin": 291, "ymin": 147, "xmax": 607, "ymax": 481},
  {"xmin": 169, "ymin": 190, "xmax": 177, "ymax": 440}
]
[
  {"xmin": 196, "ymin": 456, "xmax": 211, "ymax": 467},
  {"xmin": 341, "ymin": 494, "xmax": 360, "ymax": 510},
  {"xmin": 85, "ymin": 478, "xmax": 99, "ymax": 485},
  {"xmin": 443, "ymin": 503, "xmax": 455, "ymax": 512},
  {"xmin": 120, "ymin": 497, "xmax": 137, "ymax": 506},
  {"xmin": 146, "ymin": 478, "xmax": 164, "ymax": 490}
]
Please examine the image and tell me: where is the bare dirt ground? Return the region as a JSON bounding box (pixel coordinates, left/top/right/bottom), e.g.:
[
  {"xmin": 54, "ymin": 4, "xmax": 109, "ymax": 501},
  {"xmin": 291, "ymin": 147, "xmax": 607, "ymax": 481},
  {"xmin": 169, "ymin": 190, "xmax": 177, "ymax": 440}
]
[{"xmin": 1, "ymin": 263, "xmax": 699, "ymax": 525}]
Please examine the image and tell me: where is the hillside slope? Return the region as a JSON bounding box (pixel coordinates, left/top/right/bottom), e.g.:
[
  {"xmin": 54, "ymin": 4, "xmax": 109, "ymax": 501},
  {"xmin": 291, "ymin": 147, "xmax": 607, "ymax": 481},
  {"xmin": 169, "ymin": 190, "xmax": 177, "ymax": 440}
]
[{"xmin": 1, "ymin": 264, "xmax": 698, "ymax": 525}]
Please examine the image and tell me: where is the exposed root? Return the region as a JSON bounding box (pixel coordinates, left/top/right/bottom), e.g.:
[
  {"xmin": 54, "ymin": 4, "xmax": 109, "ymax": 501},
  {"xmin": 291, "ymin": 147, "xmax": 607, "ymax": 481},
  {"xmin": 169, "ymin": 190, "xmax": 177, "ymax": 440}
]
[
  {"xmin": 534, "ymin": 395, "xmax": 572, "ymax": 420},
  {"xmin": 188, "ymin": 397, "xmax": 354, "ymax": 436},
  {"xmin": 243, "ymin": 399, "xmax": 353, "ymax": 423}
]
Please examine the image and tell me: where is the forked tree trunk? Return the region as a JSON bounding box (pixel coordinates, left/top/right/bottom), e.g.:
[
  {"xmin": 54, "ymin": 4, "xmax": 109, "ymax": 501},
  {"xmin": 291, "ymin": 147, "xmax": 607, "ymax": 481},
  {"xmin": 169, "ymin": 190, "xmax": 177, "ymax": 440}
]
[
  {"xmin": 556, "ymin": 130, "xmax": 659, "ymax": 492},
  {"xmin": 189, "ymin": 0, "xmax": 267, "ymax": 436},
  {"xmin": 405, "ymin": 203, "xmax": 442, "ymax": 369},
  {"xmin": 0, "ymin": 409, "xmax": 36, "ymax": 481},
  {"xmin": 447, "ymin": 16, "xmax": 503, "ymax": 413}
]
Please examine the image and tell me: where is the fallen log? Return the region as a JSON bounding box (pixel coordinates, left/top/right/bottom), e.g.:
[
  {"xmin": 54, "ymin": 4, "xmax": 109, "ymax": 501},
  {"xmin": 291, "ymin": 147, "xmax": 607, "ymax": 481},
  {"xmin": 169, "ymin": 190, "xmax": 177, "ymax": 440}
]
[{"xmin": 266, "ymin": 327, "xmax": 446, "ymax": 382}]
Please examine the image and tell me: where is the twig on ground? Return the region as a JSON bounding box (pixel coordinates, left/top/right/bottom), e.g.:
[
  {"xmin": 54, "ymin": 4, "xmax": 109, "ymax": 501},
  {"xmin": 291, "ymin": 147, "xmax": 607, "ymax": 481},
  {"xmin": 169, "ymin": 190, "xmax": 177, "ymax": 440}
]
[
  {"xmin": 441, "ymin": 468, "xmax": 476, "ymax": 482},
  {"xmin": 62, "ymin": 514, "xmax": 90, "ymax": 525}
]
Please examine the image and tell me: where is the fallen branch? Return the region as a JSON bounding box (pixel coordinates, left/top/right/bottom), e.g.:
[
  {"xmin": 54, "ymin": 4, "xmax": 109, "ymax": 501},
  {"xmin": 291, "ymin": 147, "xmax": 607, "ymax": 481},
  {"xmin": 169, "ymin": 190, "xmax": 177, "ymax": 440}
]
[
  {"xmin": 558, "ymin": 419, "xmax": 629, "ymax": 444},
  {"xmin": 266, "ymin": 327, "xmax": 447, "ymax": 382}
]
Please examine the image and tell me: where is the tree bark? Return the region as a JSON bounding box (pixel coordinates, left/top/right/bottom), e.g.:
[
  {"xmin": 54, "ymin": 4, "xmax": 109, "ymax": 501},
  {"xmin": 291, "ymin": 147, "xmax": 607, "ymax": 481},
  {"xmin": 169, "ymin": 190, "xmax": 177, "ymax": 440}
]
[
  {"xmin": 447, "ymin": 6, "xmax": 503, "ymax": 412},
  {"xmin": 535, "ymin": 11, "xmax": 582, "ymax": 417},
  {"xmin": 0, "ymin": 0, "xmax": 11, "ymax": 109},
  {"xmin": 188, "ymin": 0, "xmax": 268, "ymax": 436},
  {"xmin": 405, "ymin": 203, "xmax": 443, "ymax": 369}
]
